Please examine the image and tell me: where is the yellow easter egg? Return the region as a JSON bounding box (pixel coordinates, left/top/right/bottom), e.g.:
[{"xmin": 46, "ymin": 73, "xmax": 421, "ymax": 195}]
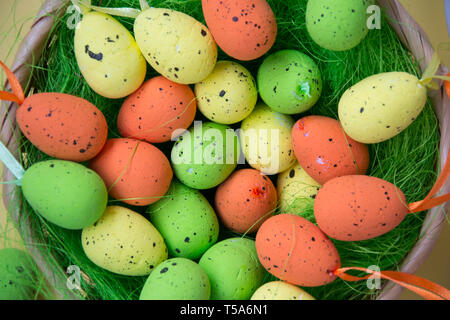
[
  {"xmin": 74, "ymin": 11, "xmax": 147, "ymax": 99},
  {"xmin": 277, "ymin": 162, "xmax": 321, "ymax": 214},
  {"xmin": 195, "ymin": 61, "xmax": 257, "ymax": 124},
  {"xmin": 251, "ymin": 281, "xmax": 316, "ymax": 300},
  {"xmin": 82, "ymin": 206, "xmax": 168, "ymax": 276},
  {"xmin": 240, "ymin": 103, "xmax": 296, "ymax": 175},
  {"xmin": 338, "ymin": 72, "xmax": 427, "ymax": 143},
  {"xmin": 134, "ymin": 8, "xmax": 217, "ymax": 84}
]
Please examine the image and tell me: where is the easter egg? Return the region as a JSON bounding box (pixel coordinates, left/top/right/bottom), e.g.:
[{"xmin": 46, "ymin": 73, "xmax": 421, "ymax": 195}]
[
  {"xmin": 117, "ymin": 76, "xmax": 197, "ymax": 143},
  {"xmin": 74, "ymin": 11, "xmax": 146, "ymax": 99},
  {"xmin": 134, "ymin": 8, "xmax": 217, "ymax": 84},
  {"xmin": 255, "ymin": 214, "xmax": 340, "ymax": 287},
  {"xmin": 16, "ymin": 93, "xmax": 108, "ymax": 162},
  {"xmin": 215, "ymin": 169, "xmax": 277, "ymax": 234},
  {"xmin": 22, "ymin": 160, "xmax": 107, "ymax": 230},
  {"xmin": 195, "ymin": 61, "xmax": 258, "ymax": 124},
  {"xmin": 257, "ymin": 50, "xmax": 322, "ymax": 114},
  {"xmin": 140, "ymin": 258, "xmax": 211, "ymax": 300},
  {"xmin": 306, "ymin": 0, "xmax": 371, "ymax": 51},
  {"xmin": 202, "ymin": 0, "xmax": 277, "ymax": 61},
  {"xmin": 291, "ymin": 115, "xmax": 370, "ymax": 185},
  {"xmin": 251, "ymin": 281, "xmax": 316, "ymax": 300},
  {"xmin": 171, "ymin": 122, "xmax": 240, "ymax": 189},
  {"xmin": 314, "ymin": 175, "xmax": 408, "ymax": 241},
  {"xmin": 338, "ymin": 72, "xmax": 427, "ymax": 143},
  {"xmin": 240, "ymin": 103, "xmax": 296, "ymax": 174},
  {"xmin": 148, "ymin": 181, "xmax": 219, "ymax": 259},
  {"xmin": 277, "ymin": 162, "xmax": 321, "ymax": 214},
  {"xmin": 89, "ymin": 138, "xmax": 173, "ymax": 206},
  {"xmin": 199, "ymin": 238, "xmax": 266, "ymax": 300},
  {"xmin": 82, "ymin": 206, "xmax": 168, "ymax": 276},
  {"xmin": 0, "ymin": 249, "xmax": 36, "ymax": 300}
]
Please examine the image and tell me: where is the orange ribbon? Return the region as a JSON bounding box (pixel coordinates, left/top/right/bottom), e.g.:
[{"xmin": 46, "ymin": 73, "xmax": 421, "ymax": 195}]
[
  {"xmin": 445, "ymin": 74, "xmax": 450, "ymax": 99},
  {"xmin": 0, "ymin": 60, "xmax": 25, "ymax": 105},
  {"xmin": 334, "ymin": 267, "xmax": 450, "ymax": 300}
]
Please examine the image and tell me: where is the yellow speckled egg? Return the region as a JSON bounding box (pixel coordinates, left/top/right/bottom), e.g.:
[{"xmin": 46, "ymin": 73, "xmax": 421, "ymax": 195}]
[
  {"xmin": 251, "ymin": 281, "xmax": 316, "ymax": 300},
  {"xmin": 134, "ymin": 8, "xmax": 218, "ymax": 84},
  {"xmin": 195, "ymin": 61, "xmax": 257, "ymax": 124},
  {"xmin": 74, "ymin": 11, "xmax": 146, "ymax": 99},
  {"xmin": 277, "ymin": 162, "xmax": 321, "ymax": 214},
  {"xmin": 82, "ymin": 206, "xmax": 168, "ymax": 276},
  {"xmin": 240, "ymin": 103, "xmax": 296, "ymax": 174}
]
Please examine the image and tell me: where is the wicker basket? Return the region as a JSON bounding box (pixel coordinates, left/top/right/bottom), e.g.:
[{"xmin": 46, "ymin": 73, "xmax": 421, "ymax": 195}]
[{"xmin": 1, "ymin": 0, "xmax": 449, "ymax": 300}]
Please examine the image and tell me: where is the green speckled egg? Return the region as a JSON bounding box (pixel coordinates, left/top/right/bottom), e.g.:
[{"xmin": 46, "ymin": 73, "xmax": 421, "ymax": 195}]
[
  {"xmin": 195, "ymin": 61, "xmax": 258, "ymax": 124},
  {"xmin": 198, "ymin": 238, "xmax": 266, "ymax": 300},
  {"xmin": 22, "ymin": 160, "xmax": 108, "ymax": 230},
  {"xmin": 306, "ymin": 0, "xmax": 372, "ymax": 51},
  {"xmin": 171, "ymin": 122, "xmax": 240, "ymax": 189},
  {"xmin": 0, "ymin": 249, "xmax": 36, "ymax": 300},
  {"xmin": 140, "ymin": 258, "xmax": 210, "ymax": 300},
  {"xmin": 82, "ymin": 206, "xmax": 168, "ymax": 276},
  {"xmin": 148, "ymin": 181, "xmax": 219, "ymax": 259},
  {"xmin": 258, "ymin": 50, "xmax": 322, "ymax": 114}
]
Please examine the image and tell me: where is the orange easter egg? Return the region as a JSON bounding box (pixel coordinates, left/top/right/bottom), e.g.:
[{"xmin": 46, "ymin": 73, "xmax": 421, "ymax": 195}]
[
  {"xmin": 291, "ymin": 115, "xmax": 369, "ymax": 185},
  {"xmin": 89, "ymin": 138, "xmax": 173, "ymax": 206},
  {"xmin": 16, "ymin": 93, "xmax": 108, "ymax": 162},
  {"xmin": 255, "ymin": 214, "xmax": 340, "ymax": 287},
  {"xmin": 117, "ymin": 76, "xmax": 196, "ymax": 143},
  {"xmin": 215, "ymin": 169, "xmax": 277, "ymax": 234}
]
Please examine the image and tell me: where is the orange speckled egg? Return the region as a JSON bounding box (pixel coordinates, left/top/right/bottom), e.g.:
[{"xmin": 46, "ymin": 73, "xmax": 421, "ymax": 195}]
[
  {"xmin": 202, "ymin": 0, "xmax": 277, "ymax": 61},
  {"xmin": 16, "ymin": 93, "xmax": 108, "ymax": 162},
  {"xmin": 215, "ymin": 169, "xmax": 277, "ymax": 234},
  {"xmin": 291, "ymin": 115, "xmax": 369, "ymax": 185},
  {"xmin": 89, "ymin": 138, "xmax": 173, "ymax": 206},
  {"xmin": 315, "ymin": 175, "xmax": 408, "ymax": 241},
  {"xmin": 117, "ymin": 76, "xmax": 196, "ymax": 143},
  {"xmin": 255, "ymin": 214, "xmax": 340, "ymax": 287}
]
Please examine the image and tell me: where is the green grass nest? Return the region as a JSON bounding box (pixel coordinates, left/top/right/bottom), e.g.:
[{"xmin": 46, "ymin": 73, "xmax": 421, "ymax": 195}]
[{"xmin": 7, "ymin": 0, "xmax": 441, "ymax": 300}]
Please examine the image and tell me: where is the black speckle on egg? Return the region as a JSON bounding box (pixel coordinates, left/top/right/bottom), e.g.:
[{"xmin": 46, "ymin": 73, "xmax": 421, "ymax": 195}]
[{"xmin": 160, "ymin": 267, "xmax": 169, "ymax": 274}]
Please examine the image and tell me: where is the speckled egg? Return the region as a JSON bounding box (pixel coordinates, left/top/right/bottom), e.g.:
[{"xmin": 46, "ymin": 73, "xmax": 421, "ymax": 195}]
[
  {"xmin": 240, "ymin": 103, "xmax": 296, "ymax": 175},
  {"xmin": 134, "ymin": 8, "xmax": 217, "ymax": 84},
  {"xmin": 148, "ymin": 181, "xmax": 219, "ymax": 259},
  {"xmin": 202, "ymin": 0, "xmax": 277, "ymax": 61},
  {"xmin": 215, "ymin": 169, "xmax": 277, "ymax": 234},
  {"xmin": 199, "ymin": 238, "xmax": 266, "ymax": 300},
  {"xmin": 140, "ymin": 258, "xmax": 211, "ymax": 300},
  {"xmin": 82, "ymin": 206, "xmax": 168, "ymax": 276},
  {"xmin": 251, "ymin": 281, "xmax": 316, "ymax": 300},
  {"xmin": 16, "ymin": 93, "xmax": 108, "ymax": 162},
  {"xmin": 195, "ymin": 61, "xmax": 257, "ymax": 124},
  {"xmin": 255, "ymin": 214, "xmax": 340, "ymax": 287},
  {"xmin": 74, "ymin": 11, "xmax": 146, "ymax": 99},
  {"xmin": 257, "ymin": 50, "xmax": 322, "ymax": 114},
  {"xmin": 171, "ymin": 122, "xmax": 240, "ymax": 189},
  {"xmin": 117, "ymin": 76, "xmax": 197, "ymax": 143},
  {"xmin": 22, "ymin": 160, "xmax": 107, "ymax": 230},
  {"xmin": 315, "ymin": 175, "xmax": 408, "ymax": 241},
  {"xmin": 277, "ymin": 162, "xmax": 321, "ymax": 214},
  {"xmin": 306, "ymin": 0, "xmax": 372, "ymax": 51},
  {"xmin": 89, "ymin": 138, "xmax": 173, "ymax": 206},
  {"xmin": 0, "ymin": 249, "xmax": 36, "ymax": 300},
  {"xmin": 291, "ymin": 116, "xmax": 370, "ymax": 185}
]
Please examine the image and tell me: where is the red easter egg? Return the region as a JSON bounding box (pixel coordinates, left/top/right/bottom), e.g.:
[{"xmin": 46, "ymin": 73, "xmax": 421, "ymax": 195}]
[
  {"xmin": 255, "ymin": 214, "xmax": 340, "ymax": 287},
  {"xmin": 215, "ymin": 169, "xmax": 277, "ymax": 233},
  {"xmin": 315, "ymin": 175, "xmax": 409, "ymax": 241},
  {"xmin": 89, "ymin": 138, "xmax": 173, "ymax": 206},
  {"xmin": 291, "ymin": 115, "xmax": 370, "ymax": 185}
]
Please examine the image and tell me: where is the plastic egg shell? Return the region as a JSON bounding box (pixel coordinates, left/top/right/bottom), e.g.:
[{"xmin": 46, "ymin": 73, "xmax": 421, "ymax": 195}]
[
  {"xmin": 251, "ymin": 281, "xmax": 316, "ymax": 300},
  {"xmin": 0, "ymin": 249, "xmax": 36, "ymax": 300}
]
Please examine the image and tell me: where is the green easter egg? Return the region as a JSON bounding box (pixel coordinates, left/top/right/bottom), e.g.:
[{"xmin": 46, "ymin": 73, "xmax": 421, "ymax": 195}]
[
  {"xmin": 22, "ymin": 160, "xmax": 108, "ymax": 230},
  {"xmin": 148, "ymin": 181, "xmax": 219, "ymax": 259},
  {"xmin": 171, "ymin": 122, "xmax": 240, "ymax": 189},
  {"xmin": 140, "ymin": 258, "xmax": 211, "ymax": 300},
  {"xmin": 306, "ymin": 0, "xmax": 372, "ymax": 51},
  {"xmin": 198, "ymin": 238, "xmax": 266, "ymax": 300},
  {"xmin": 258, "ymin": 50, "xmax": 322, "ymax": 115}
]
